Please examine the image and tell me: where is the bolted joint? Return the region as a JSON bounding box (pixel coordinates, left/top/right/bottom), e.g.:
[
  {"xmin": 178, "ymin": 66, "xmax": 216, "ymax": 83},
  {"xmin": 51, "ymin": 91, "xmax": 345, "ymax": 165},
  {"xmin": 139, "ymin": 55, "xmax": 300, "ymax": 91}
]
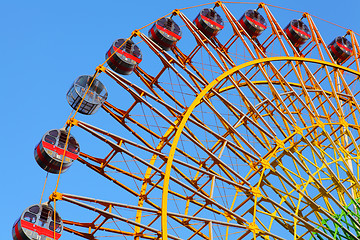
[
  {"xmin": 199, "ymin": 161, "xmax": 207, "ymax": 168},
  {"xmin": 143, "ymin": 177, "xmax": 152, "ymax": 184},
  {"xmin": 247, "ymin": 222, "xmax": 260, "ymax": 234},
  {"xmin": 249, "ymin": 161, "xmax": 258, "ymax": 171},
  {"xmin": 67, "ymin": 117, "xmax": 79, "ymax": 127},
  {"xmin": 49, "ymin": 192, "xmax": 63, "ymax": 201},
  {"xmin": 275, "ymin": 138, "xmax": 284, "ymax": 148},
  {"xmin": 139, "ymin": 194, "xmax": 148, "ymax": 201},
  {"xmin": 132, "ymin": 29, "xmax": 141, "ymax": 37},
  {"xmin": 186, "ymin": 196, "xmax": 194, "ymax": 201},
  {"xmin": 260, "ymin": 158, "xmax": 270, "ymax": 169},
  {"xmin": 172, "ymin": 9, "xmax": 180, "ymax": 16},
  {"xmin": 250, "ymin": 187, "xmax": 262, "ymax": 198},
  {"xmin": 215, "ymin": 1, "xmax": 222, "ymax": 7},
  {"xmin": 258, "ymin": 2, "xmax": 266, "ymax": 9},
  {"xmin": 190, "ymin": 179, "xmax": 198, "ymax": 186},
  {"xmin": 339, "ymin": 117, "xmax": 349, "ymax": 129},
  {"xmin": 182, "ymin": 219, "xmax": 190, "ymax": 225},
  {"xmin": 316, "ymin": 118, "xmax": 325, "ymax": 129},
  {"xmin": 96, "ymin": 64, "xmax": 107, "ymax": 73}
]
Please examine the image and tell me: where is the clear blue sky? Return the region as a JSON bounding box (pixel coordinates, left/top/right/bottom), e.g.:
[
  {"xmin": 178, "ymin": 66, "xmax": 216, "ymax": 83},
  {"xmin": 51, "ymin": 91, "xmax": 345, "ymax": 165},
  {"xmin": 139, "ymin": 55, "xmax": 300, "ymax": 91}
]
[{"xmin": 1, "ymin": 0, "xmax": 359, "ymax": 239}]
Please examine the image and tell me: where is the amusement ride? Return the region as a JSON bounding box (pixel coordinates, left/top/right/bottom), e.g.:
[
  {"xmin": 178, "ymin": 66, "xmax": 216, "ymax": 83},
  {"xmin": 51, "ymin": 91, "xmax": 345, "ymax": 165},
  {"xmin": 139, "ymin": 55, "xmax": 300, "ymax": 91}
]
[{"xmin": 12, "ymin": 1, "xmax": 360, "ymax": 239}]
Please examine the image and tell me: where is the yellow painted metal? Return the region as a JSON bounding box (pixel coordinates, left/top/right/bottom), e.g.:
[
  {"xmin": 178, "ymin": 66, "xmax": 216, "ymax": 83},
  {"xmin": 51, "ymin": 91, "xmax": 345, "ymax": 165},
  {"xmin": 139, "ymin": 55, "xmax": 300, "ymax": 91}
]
[
  {"xmin": 50, "ymin": 191, "xmax": 63, "ymax": 201},
  {"xmin": 161, "ymin": 56, "xmax": 360, "ymax": 239},
  {"xmin": 47, "ymin": 2, "xmax": 360, "ymax": 238},
  {"xmin": 134, "ymin": 124, "xmax": 178, "ymax": 236}
]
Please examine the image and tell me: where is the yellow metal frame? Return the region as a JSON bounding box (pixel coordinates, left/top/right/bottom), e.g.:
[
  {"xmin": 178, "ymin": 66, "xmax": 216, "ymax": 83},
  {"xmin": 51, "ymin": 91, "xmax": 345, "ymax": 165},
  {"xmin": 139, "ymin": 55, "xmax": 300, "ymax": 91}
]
[
  {"xmin": 46, "ymin": 1, "xmax": 360, "ymax": 238},
  {"xmin": 161, "ymin": 56, "xmax": 360, "ymax": 239}
]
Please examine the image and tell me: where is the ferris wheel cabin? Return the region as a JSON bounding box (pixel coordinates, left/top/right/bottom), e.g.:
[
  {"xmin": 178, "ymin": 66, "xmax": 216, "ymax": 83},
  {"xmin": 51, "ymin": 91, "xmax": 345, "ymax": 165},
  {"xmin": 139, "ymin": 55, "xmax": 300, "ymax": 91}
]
[
  {"xmin": 193, "ymin": 8, "xmax": 224, "ymax": 38},
  {"xmin": 34, "ymin": 129, "xmax": 79, "ymax": 174},
  {"xmin": 106, "ymin": 39, "xmax": 143, "ymax": 75},
  {"xmin": 148, "ymin": 17, "xmax": 182, "ymax": 51},
  {"xmin": 66, "ymin": 75, "xmax": 108, "ymax": 115},
  {"xmin": 12, "ymin": 204, "xmax": 63, "ymax": 240},
  {"xmin": 328, "ymin": 36, "xmax": 353, "ymax": 64},
  {"xmin": 239, "ymin": 9, "xmax": 267, "ymax": 38},
  {"xmin": 284, "ymin": 19, "xmax": 311, "ymax": 48}
]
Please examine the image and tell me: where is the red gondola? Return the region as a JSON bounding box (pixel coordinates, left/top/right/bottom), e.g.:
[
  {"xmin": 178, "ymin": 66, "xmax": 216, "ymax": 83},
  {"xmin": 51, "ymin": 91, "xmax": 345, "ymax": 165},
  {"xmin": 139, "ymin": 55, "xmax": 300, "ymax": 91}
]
[
  {"xmin": 239, "ymin": 9, "xmax": 267, "ymax": 38},
  {"xmin": 66, "ymin": 75, "xmax": 108, "ymax": 115},
  {"xmin": 193, "ymin": 8, "xmax": 224, "ymax": 38},
  {"xmin": 284, "ymin": 19, "xmax": 311, "ymax": 48},
  {"xmin": 148, "ymin": 17, "xmax": 182, "ymax": 51},
  {"xmin": 328, "ymin": 36, "xmax": 353, "ymax": 64},
  {"xmin": 106, "ymin": 38, "xmax": 142, "ymax": 75},
  {"xmin": 34, "ymin": 129, "xmax": 79, "ymax": 174},
  {"xmin": 12, "ymin": 204, "xmax": 63, "ymax": 240}
]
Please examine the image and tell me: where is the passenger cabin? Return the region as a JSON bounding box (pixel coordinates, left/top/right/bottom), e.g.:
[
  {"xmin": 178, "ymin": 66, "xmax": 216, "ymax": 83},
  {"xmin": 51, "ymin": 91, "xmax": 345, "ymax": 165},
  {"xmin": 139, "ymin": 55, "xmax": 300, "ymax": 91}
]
[
  {"xmin": 284, "ymin": 19, "xmax": 311, "ymax": 48},
  {"xmin": 34, "ymin": 129, "xmax": 79, "ymax": 174},
  {"xmin": 239, "ymin": 9, "xmax": 267, "ymax": 38},
  {"xmin": 12, "ymin": 204, "xmax": 63, "ymax": 240},
  {"xmin": 148, "ymin": 17, "xmax": 182, "ymax": 51},
  {"xmin": 193, "ymin": 8, "xmax": 224, "ymax": 38},
  {"xmin": 66, "ymin": 75, "xmax": 108, "ymax": 115},
  {"xmin": 328, "ymin": 36, "xmax": 353, "ymax": 64},
  {"xmin": 106, "ymin": 38, "xmax": 143, "ymax": 75}
]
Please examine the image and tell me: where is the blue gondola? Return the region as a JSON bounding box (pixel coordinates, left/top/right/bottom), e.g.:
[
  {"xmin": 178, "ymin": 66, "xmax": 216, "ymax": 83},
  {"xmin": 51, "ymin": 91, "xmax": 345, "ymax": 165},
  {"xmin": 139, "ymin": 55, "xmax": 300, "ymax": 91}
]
[
  {"xmin": 12, "ymin": 204, "xmax": 63, "ymax": 240},
  {"xmin": 106, "ymin": 38, "xmax": 142, "ymax": 75},
  {"xmin": 193, "ymin": 8, "xmax": 224, "ymax": 38},
  {"xmin": 239, "ymin": 9, "xmax": 267, "ymax": 38},
  {"xmin": 34, "ymin": 129, "xmax": 79, "ymax": 174},
  {"xmin": 149, "ymin": 17, "xmax": 182, "ymax": 51},
  {"xmin": 328, "ymin": 36, "xmax": 353, "ymax": 64},
  {"xmin": 66, "ymin": 75, "xmax": 108, "ymax": 115},
  {"xmin": 284, "ymin": 19, "xmax": 311, "ymax": 48}
]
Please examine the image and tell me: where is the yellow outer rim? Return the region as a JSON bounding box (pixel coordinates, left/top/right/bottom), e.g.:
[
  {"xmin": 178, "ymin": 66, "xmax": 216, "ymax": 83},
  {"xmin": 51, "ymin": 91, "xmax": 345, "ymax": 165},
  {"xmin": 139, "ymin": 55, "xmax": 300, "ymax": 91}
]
[{"xmin": 161, "ymin": 56, "xmax": 360, "ymax": 239}]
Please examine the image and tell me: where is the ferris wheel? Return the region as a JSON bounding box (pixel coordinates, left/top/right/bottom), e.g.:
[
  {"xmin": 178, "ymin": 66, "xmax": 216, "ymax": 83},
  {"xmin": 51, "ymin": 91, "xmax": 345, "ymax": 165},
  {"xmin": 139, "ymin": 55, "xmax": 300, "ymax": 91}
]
[{"xmin": 13, "ymin": 1, "xmax": 360, "ymax": 240}]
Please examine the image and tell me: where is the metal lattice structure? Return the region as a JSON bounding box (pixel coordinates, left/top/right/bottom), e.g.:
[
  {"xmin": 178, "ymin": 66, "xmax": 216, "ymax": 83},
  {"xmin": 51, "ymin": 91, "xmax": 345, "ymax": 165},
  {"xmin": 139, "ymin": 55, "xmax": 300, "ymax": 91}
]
[
  {"xmin": 45, "ymin": 2, "xmax": 360, "ymax": 239},
  {"xmin": 311, "ymin": 198, "xmax": 360, "ymax": 240}
]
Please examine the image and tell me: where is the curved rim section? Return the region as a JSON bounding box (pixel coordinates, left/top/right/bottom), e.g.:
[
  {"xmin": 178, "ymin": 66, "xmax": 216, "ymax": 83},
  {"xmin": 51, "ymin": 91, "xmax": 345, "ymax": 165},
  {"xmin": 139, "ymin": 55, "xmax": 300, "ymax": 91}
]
[{"xmin": 161, "ymin": 56, "xmax": 360, "ymax": 239}]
